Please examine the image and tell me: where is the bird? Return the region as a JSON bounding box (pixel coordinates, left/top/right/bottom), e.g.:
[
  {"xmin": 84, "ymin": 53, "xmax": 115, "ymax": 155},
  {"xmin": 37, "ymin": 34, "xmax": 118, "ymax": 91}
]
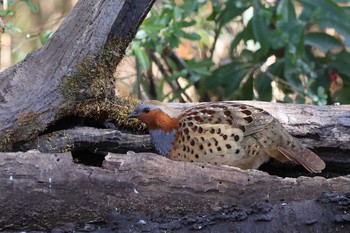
[{"xmin": 128, "ymin": 100, "xmax": 326, "ymax": 173}]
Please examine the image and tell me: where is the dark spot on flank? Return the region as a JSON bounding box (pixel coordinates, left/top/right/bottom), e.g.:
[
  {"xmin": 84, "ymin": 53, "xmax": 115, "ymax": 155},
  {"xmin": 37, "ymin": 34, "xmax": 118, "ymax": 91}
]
[
  {"xmin": 190, "ymin": 140, "xmax": 195, "ymax": 146},
  {"xmin": 234, "ymin": 135, "xmax": 240, "ymax": 142},
  {"xmin": 215, "ymin": 162, "xmax": 218, "ymax": 165},
  {"xmin": 223, "ymin": 135, "xmax": 228, "ymax": 140},
  {"xmin": 226, "ymin": 144, "xmax": 232, "ymax": 149},
  {"xmin": 239, "ymin": 125, "xmax": 246, "ymax": 132},
  {"xmin": 224, "ymin": 110, "xmax": 231, "ymax": 116},
  {"xmin": 198, "ymin": 127, "xmax": 203, "ymax": 133},
  {"xmin": 187, "ymin": 117, "xmax": 193, "ymax": 121},
  {"xmin": 195, "ymin": 154, "xmax": 199, "ymax": 159},
  {"xmin": 191, "ymin": 160, "xmax": 194, "ymax": 162},
  {"xmin": 213, "ymin": 138, "xmax": 219, "ymax": 146},
  {"xmin": 214, "ymin": 119, "xmax": 221, "ymax": 124},
  {"xmin": 217, "ymin": 147, "xmax": 222, "ymax": 151},
  {"xmin": 207, "ymin": 142, "xmax": 212, "ymax": 147},
  {"xmin": 243, "ymin": 116, "xmax": 253, "ymax": 123},
  {"xmin": 202, "ymin": 109, "xmax": 216, "ymax": 115},
  {"xmin": 239, "ymin": 105, "xmax": 247, "ymax": 110},
  {"xmin": 226, "ymin": 119, "xmax": 233, "ymax": 125},
  {"xmin": 194, "ymin": 116, "xmax": 203, "ymax": 122},
  {"xmin": 220, "ymin": 154, "xmax": 224, "ymax": 158},
  {"xmin": 182, "ymin": 146, "xmax": 186, "ymax": 152},
  {"xmin": 200, "ymin": 137, "xmax": 205, "ymax": 141},
  {"xmin": 217, "ymin": 128, "xmax": 221, "ymax": 134},
  {"xmin": 184, "ymin": 128, "xmax": 189, "ymax": 135},
  {"xmin": 241, "ymin": 110, "xmax": 252, "ymax": 115},
  {"xmin": 186, "ymin": 136, "xmax": 191, "ymax": 140},
  {"xmin": 188, "ymin": 122, "xmax": 194, "ymax": 127},
  {"xmin": 209, "ymin": 149, "xmax": 213, "ymax": 153},
  {"xmin": 192, "ymin": 126, "xmax": 198, "ymax": 132},
  {"xmin": 235, "ymin": 149, "xmax": 240, "ymax": 154},
  {"xmin": 199, "ymin": 144, "xmax": 204, "ymax": 150},
  {"xmin": 210, "ymin": 128, "xmax": 215, "ymax": 134}
]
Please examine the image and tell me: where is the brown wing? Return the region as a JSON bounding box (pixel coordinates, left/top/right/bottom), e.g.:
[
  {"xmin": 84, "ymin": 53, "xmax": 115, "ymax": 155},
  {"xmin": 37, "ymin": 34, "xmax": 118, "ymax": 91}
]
[
  {"xmin": 180, "ymin": 101, "xmax": 274, "ymax": 135},
  {"xmin": 168, "ymin": 102, "xmax": 273, "ymax": 166}
]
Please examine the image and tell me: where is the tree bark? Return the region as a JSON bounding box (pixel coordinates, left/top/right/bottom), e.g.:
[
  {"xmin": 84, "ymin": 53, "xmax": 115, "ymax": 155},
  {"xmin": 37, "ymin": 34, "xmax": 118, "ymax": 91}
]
[
  {"xmin": 1, "ymin": 151, "xmax": 349, "ymax": 231},
  {"xmin": 0, "ymin": 0, "xmax": 155, "ymax": 150}
]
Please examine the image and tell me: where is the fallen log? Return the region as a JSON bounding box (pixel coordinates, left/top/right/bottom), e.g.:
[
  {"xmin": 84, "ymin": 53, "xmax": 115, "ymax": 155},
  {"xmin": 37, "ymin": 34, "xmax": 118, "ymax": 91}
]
[{"xmin": 0, "ymin": 151, "xmax": 349, "ymax": 231}]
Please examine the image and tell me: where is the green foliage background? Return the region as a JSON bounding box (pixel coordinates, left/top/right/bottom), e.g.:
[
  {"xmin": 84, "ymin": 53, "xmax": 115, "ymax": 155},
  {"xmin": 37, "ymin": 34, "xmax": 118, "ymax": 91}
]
[
  {"xmin": 129, "ymin": 0, "xmax": 350, "ymax": 104},
  {"xmin": 1, "ymin": 0, "xmax": 350, "ymax": 105}
]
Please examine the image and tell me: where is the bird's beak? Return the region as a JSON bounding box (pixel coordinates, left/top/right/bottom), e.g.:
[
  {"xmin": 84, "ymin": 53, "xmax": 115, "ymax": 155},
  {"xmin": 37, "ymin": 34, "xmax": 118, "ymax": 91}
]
[{"xmin": 128, "ymin": 111, "xmax": 139, "ymax": 118}]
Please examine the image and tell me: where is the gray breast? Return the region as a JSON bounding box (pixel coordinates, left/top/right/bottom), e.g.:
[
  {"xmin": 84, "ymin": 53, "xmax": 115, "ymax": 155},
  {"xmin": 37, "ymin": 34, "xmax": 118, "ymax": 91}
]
[{"xmin": 149, "ymin": 129, "xmax": 176, "ymax": 156}]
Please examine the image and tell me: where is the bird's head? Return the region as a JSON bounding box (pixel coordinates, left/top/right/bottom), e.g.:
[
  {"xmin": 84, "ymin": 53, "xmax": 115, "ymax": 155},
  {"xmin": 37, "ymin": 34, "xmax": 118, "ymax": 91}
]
[{"xmin": 128, "ymin": 100, "xmax": 180, "ymax": 132}]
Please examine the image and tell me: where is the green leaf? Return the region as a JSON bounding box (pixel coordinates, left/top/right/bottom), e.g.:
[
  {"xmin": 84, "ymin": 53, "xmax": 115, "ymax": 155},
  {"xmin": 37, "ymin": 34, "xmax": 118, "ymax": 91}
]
[
  {"xmin": 305, "ymin": 32, "xmax": 343, "ymax": 52},
  {"xmin": 218, "ymin": 2, "xmax": 250, "ymax": 26},
  {"xmin": 230, "ymin": 20, "xmax": 255, "ymax": 54},
  {"xmin": 284, "ymin": 55, "xmax": 303, "ymax": 87},
  {"xmin": 39, "ymin": 30, "xmax": 54, "ymax": 45},
  {"xmin": 0, "ymin": 10, "xmax": 14, "ymax": 16},
  {"xmin": 300, "ymin": 0, "xmax": 350, "ymax": 46},
  {"xmin": 5, "ymin": 23, "xmax": 22, "ymax": 33},
  {"xmin": 276, "ymin": 0, "xmax": 297, "ymax": 24},
  {"xmin": 182, "ymin": 32, "xmax": 201, "ymax": 40},
  {"xmin": 173, "ymin": 6, "xmax": 182, "ymax": 20},
  {"xmin": 256, "ymin": 60, "xmax": 283, "ymax": 101},
  {"xmin": 241, "ymin": 75, "xmax": 254, "ymax": 100},
  {"xmin": 327, "ymin": 51, "xmax": 350, "ymax": 80},
  {"xmin": 252, "ymin": 7, "xmax": 271, "ymax": 55},
  {"xmin": 22, "ymin": 0, "xmax": 39, "ymax": 13},
  {"xmin": 203, "ymin": 62, "xmax": 251, "ymax": 96},
  {"xmin": 255, "ymin": 73, "xmax": 272, "ymax": 101},
  {"xmin": 132, "ymin": 42, "xmax": 150, "ymax": 70}
]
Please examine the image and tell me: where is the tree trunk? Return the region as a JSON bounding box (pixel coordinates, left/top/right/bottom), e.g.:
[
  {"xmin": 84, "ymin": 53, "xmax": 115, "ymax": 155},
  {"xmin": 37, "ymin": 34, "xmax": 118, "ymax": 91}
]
[{"xmin": 0, "ymin": 0, "xmax": 155, "ymax": 150}]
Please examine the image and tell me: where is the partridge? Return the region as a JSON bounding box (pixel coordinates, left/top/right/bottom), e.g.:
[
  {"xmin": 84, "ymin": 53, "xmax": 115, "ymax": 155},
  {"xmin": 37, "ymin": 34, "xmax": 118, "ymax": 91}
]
[{"xmin": 128, "ymin": 100, "xmax": 325, "ymax": 173}]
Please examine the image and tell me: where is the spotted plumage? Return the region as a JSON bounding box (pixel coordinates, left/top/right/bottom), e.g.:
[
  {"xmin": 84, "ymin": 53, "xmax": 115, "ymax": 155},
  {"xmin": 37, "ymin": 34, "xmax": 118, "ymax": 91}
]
[{"xmin": 128, "ymin": 100, "xmax": 326, "ymax": 173}]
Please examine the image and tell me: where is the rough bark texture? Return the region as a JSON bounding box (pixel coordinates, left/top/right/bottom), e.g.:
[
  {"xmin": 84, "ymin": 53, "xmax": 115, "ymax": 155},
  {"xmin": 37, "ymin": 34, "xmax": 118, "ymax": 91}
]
[
  {"xmin": 0, "ymin": 151, "xmax": 349, "ymax": 231},
  {"xmin": 0, "ymin": 0, "xmax": 155, "ymax": 150}
]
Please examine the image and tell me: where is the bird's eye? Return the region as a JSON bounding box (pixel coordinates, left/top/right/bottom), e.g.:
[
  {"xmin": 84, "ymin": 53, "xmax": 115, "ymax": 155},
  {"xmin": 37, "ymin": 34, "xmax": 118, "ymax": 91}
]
[{"xmin": 143, "ymin": 107, "xmax": 150, "ymax": 113}]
